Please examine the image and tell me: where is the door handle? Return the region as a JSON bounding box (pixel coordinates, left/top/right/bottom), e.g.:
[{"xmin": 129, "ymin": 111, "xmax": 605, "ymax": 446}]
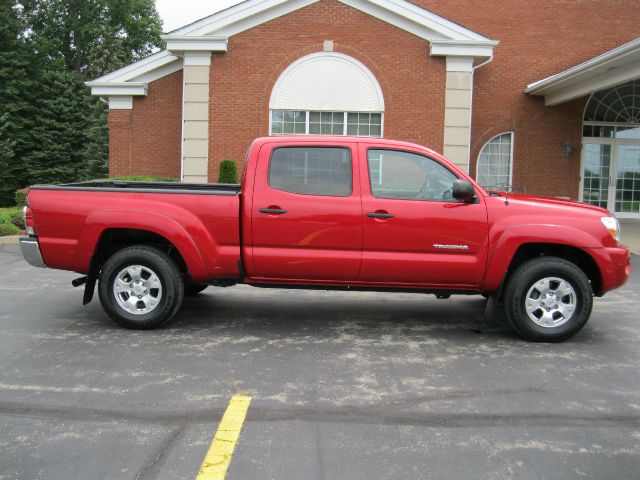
[
  {"xmin": 367, "ymin": 212, "xmax": 395, "ymax": 219},
  {"xmin": 259, "ymin": 208, "xmax": 287, "ymax": 215}
]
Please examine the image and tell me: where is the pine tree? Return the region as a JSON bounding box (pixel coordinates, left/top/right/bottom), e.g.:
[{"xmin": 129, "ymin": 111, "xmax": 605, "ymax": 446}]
[
  {"xmin": 24, "ymin": 66, "xmax": 89, "ymax": 185},
  {"xmin": 0, "ymin": 113, "xmax": 16, "ymax": 204},
  {"xmin": 0, "ymin": 0, "xmax": 39, "ymax": 205},
  {"xmin": 82, "ymin": 96, "xmax": 109, "ymax": 179}
]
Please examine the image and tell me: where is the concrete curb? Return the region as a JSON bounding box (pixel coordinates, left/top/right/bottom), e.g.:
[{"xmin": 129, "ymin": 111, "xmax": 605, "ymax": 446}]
[{"xmin": 0, "ymin": 235, "xmax": 20, "ymax": 245}]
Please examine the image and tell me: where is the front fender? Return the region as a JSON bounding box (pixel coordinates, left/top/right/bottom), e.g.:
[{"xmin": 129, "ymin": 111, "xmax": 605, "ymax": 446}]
[
  {"xmin": 483, "ymin": 224, "xmax": 602, "ymax": 291},
  {"xmin": 74, "ymin": 209, "xmax": 210, "ymax": 281}
]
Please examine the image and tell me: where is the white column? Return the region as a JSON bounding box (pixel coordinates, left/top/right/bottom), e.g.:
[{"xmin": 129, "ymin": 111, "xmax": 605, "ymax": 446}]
[
  {"xmin": 443, "ymin": 56, "xmax": 474, "ymax": 173},
  {"xmin": 181, "ymin": 51, "xmax": 211, "ymax": 183}
]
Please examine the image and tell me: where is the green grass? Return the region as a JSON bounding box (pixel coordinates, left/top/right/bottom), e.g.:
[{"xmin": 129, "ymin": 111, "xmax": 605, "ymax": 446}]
[{"xmin": 0, "ymin": 207, "xmax": 24, "ymax": 236}]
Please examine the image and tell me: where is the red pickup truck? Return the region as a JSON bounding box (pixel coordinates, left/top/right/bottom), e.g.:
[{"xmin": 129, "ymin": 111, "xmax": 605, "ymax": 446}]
[{"xmin": 20, "ymin": 136, "xmax": 630, "ymax": 342}]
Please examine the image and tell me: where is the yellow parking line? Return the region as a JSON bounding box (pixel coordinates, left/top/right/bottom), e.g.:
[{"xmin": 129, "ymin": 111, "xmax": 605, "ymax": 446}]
[{"xmin": 196, "ymin": 395, "xmax": 252, "ymax": 480}]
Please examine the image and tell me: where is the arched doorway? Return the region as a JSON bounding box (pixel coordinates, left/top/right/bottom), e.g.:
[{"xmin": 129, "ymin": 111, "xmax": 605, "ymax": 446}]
[{"xmin": 581, "ymin": 80, "xmax": 640, "ymax": 217}]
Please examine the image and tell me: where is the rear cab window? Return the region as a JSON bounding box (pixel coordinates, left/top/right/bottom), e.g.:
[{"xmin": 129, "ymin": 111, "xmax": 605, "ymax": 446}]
[{"xmin": 269, "ymin": 147, "xmax": 352, "ymax": 196}]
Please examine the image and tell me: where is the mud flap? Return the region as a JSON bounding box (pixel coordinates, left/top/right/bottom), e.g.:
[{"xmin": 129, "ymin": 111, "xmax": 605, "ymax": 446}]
[{"xmin": 83, "ymin": 256, "xmax": 100, "ymax": 305}]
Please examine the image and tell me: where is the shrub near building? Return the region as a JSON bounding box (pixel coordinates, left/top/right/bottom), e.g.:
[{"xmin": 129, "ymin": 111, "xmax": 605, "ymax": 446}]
[
  {"xmin": 0, "ymin": 207, "xmax": 23, "ymax": 236},
  {"xmin": 218, "ymin": 161, "xmax": 238, "ymax": 184}
]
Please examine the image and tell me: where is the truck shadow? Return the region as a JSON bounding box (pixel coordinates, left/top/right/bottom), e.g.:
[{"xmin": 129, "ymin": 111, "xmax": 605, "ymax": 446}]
[{"xmin": 170, "ymin": 286, "xmax": 519, "ymax": 341}]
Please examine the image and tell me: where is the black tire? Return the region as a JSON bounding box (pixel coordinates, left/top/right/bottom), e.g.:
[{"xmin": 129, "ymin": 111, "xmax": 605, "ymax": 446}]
[
  {"xmin": 185, "ymin": 283, "xmax": 208, "ymax": 296},
  {"xmin": 98, "ymin": 246, "xmax": 184, "ymax": 329},
  {"xmin": 504, "ymin": 256, "xmax": 593, "ymax": 342}
]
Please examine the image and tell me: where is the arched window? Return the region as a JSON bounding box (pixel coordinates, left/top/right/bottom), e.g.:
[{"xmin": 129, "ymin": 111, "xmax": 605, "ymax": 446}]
[
  {"xmin": 476, "ymin": 132, "xmax": 514, "ymax": 190},
  {"xmin": 269, "ymin": 52, "xmax": 384, "ymax": 136},
  {"xmin": 584, "ymin": 80, "xmax": 640, "ymax": 124}
]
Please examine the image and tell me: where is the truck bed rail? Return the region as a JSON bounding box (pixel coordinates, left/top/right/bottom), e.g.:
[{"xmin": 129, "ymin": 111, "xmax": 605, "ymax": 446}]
[{"xmin": 29, "ymin": 181, "xmax": 241, "ymax": 196}]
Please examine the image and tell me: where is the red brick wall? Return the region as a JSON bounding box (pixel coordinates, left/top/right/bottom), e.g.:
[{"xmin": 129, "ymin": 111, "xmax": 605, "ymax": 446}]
[
  {"xmin": 209, "ymin": 0, "xmax": 446, "ymax": 182},
  {"xmin": 109, "ymin": 0, "xmax": 640, "ymax": 198},
  {"xmin": 108, "ymin": 110, "xmax": 132, "ymax": 176},
  {"xmin": 109, "ymin": 70, "xmax": 183, "ymax": 178}
]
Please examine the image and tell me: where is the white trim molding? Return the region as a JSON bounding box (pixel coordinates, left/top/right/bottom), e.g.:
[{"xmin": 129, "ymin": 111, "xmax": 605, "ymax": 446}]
[
  {"xmin": 431, "ymin": 40, "xmax": 498, "ymax": 66},
  {"xmin": 88, "ymin": 82, "xmax": 147, "ymax": 97},
  {"xmin": 108, "ymin": 96, "xmax": 134, "ymax": 110},
  {"xmin": 87, "ymin": 50, "xmax": 177, "ymax": 84},
  {"xmin": 162, "ymin": 35, "xmax": 228, "ymax": 53},
  {"xmin": 270, "ymin": 52, "xmax": 384, "ymax": 111},
  {"xmin": 525, "ymin": 37, "xmax": 640, "ymax": 106},
  {"xmin": 171, "ymin": 0, "xmax": 319, "ymax": 37}
]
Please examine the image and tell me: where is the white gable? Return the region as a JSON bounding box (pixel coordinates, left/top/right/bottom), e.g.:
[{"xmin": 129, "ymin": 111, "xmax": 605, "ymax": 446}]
[{"xmin": 87, "ymin": 0, "xmax": 498, "ymax": 97}]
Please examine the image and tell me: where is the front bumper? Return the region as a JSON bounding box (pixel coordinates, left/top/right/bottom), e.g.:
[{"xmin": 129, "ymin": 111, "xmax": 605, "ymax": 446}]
[
  {"xmin": 20, "ymin": 236, "xmax": 46, "ymax": 268},
  {"xmin": 589, "ymin": 245, "xmax": 631, "ymax": 294}
]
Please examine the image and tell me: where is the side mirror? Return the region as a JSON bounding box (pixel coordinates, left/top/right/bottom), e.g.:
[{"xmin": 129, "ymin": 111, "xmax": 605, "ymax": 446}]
[{"xmin": 452, "ymin": 180, "xmax": 475, "ymax": 202}]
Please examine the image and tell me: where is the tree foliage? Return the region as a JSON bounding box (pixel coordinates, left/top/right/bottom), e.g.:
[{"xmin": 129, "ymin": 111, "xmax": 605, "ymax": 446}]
[
  {"xmin": 0, "ymin": 0, "xmax": 164, "ymax": 206},
  {"xmin": 0, "ymin": 0, "xmax": 39, "ymax": 205},
  {"xmin": 20, "ymin": 0, "xmax": 163, "ymax": 79}
]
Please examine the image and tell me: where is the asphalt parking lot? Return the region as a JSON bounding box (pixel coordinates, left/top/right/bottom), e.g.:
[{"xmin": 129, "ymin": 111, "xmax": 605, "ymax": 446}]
[{"xmin": 1, "ymin": 243, "xmax": 639, "ymax": 480}]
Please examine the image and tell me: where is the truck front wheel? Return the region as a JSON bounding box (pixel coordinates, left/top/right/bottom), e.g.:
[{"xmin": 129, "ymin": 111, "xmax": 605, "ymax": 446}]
[
  {"xmin": 98, "ymin": 246, "xmax": 184, "ymax": 329},
  {"xmin": 504, "ymin": 256, "xmax": 593, "ymax": 342}
]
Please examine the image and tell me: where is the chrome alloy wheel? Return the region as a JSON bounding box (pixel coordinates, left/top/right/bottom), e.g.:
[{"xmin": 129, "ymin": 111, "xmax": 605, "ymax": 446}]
[
  {"xmin": 112, "ymin": 265, "xmax": 162, "ymax": 315},
  {"xmin": 524, "ymin": 277, "xmax": 576, "ymax": 328}
]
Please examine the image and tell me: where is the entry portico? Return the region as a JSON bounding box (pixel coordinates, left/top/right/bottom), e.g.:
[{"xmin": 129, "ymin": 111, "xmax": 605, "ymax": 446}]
[{"xmin": 527, "ymin": 39, "xmax": 640, "ymax": 219}]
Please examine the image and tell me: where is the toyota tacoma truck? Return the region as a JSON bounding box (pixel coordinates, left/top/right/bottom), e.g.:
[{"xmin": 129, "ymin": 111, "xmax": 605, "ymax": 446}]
[{"xmin": 20, "ymin": 136, "xmax": 630, "ymax": 342}]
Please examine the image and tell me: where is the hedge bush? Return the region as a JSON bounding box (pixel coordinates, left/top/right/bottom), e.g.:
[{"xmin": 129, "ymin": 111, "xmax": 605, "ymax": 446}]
[
  {"xmin": 0, "ymin": 207, "xmax": 23, "ymax": 236},
  {"xmin": 15, "ymin": 188, "xmax": 28, "ymax": 206},
  {"xmin": 218, "ymin": 161, "xmax": 238, "ymax": 184},
  {"xmin": 0, "ymin": 223, "xmax": 20, "ymax": 236}
]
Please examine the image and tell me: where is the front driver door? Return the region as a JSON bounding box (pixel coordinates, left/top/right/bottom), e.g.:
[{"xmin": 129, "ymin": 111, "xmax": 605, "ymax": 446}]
[
  {"xmin": 359, "ymin": 145, "xmax": 488, "ymax": 287},
  {"xmin": 249, "ymin": 142, "xmax": 363, "ymax": 281}
]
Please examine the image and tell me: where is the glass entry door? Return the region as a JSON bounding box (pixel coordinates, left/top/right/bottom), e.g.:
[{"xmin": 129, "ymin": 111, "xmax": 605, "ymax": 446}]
[
  {"xmin": 581, "ymin": 141, "xmax": 640, "ymax": 218},
  {"xmin": 614, "ymin": 144, "xmax": 640, "ymax": 216},
  {"xmin": 582, "ymin": 143, "xmax": 611, "ymax": 209}
]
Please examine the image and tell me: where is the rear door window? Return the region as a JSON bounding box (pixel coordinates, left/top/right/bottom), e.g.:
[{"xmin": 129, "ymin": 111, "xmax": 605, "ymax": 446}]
[{"xmin": 269, "ymin": 147, "xmax": 352, "ymax": 196}]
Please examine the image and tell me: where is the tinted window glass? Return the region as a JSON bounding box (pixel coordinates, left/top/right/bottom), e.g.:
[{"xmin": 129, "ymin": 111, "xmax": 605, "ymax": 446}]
[
  {"xmin": 269, "ymin": 147, "xmax": 352, "ymax": 196},
  {"xmin": 368, "ymin": 149, "xmax": 457, "ymax": 201}
]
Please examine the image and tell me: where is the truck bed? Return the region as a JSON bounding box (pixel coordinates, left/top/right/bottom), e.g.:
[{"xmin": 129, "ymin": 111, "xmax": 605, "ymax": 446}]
[{"xmin": 27, "ymin": 182, "xmax": 242, "ymax": 281}]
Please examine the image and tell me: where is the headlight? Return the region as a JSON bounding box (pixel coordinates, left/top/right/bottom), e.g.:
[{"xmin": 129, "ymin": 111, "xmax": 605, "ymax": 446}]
[{"xmin": 601, "ymin": 216, "xmax": 620, "ymax": 242}]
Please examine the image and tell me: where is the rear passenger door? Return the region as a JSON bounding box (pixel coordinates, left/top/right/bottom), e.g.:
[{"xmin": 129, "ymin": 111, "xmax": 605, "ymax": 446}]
[{"xmin": 249, "ymin": 142, "xmax": 363, "ymax": 281}]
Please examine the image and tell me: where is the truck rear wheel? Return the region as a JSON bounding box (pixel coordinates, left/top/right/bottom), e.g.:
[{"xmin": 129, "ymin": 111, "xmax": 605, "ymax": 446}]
[
  {"xmin": 504, "ymin": 256, "xmax": 593, "ymax": 342},
  {"xmin": 98, "ymin": 246, "xmax": 184, "ymax": 329}
]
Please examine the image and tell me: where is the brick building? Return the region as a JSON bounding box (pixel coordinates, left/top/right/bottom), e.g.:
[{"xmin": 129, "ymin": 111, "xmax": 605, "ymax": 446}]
[{"xmin": 87, "ymin": 0, "xmax": 640, "ymax": 218}]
